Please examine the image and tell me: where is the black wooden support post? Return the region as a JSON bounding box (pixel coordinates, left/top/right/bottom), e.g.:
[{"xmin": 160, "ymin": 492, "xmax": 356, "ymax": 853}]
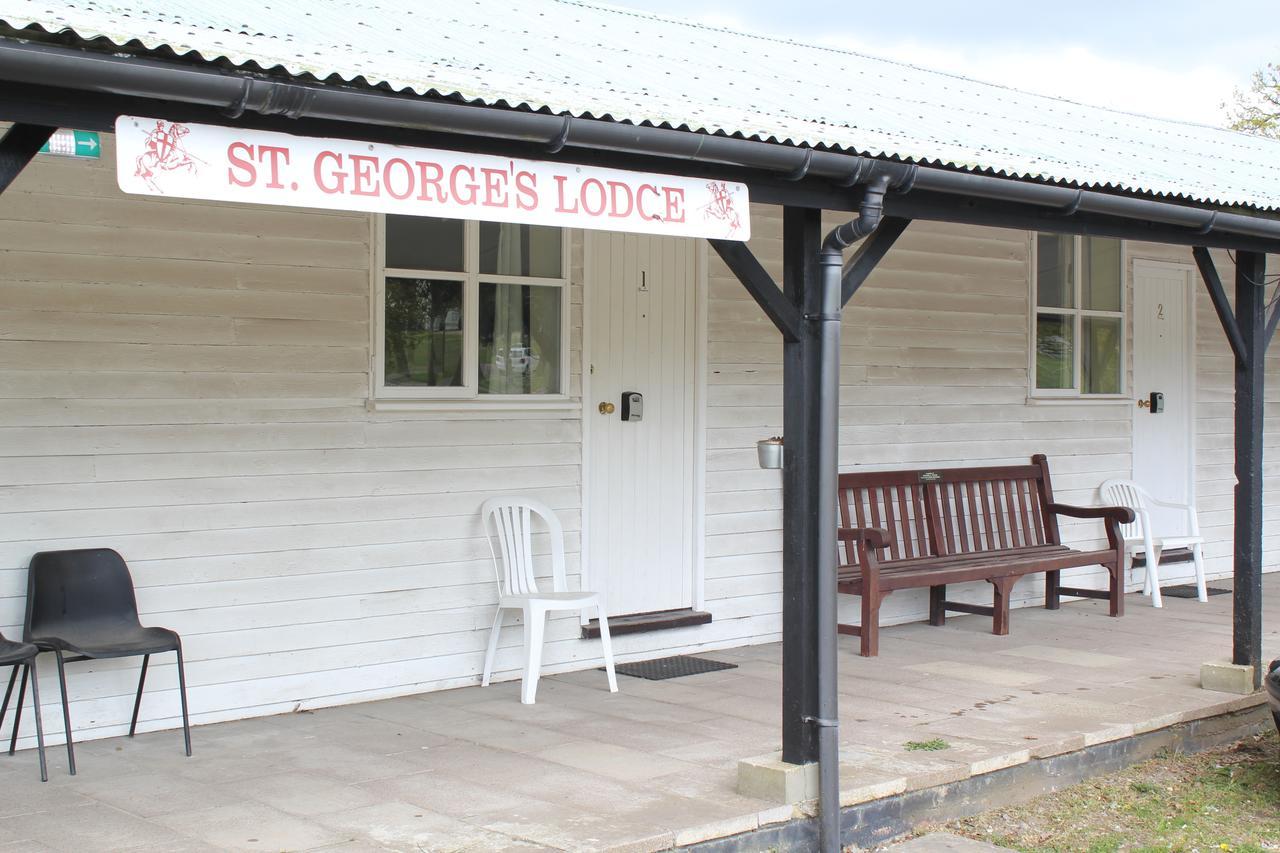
[
  {"xmin": 0, "ymin": 123, "xmax": 55, "ymax": 195},
  {"xmin": 1234, "ymin": 250, "xmax": 1267, "ymax": 689},
  {"xmin": 780, "ymin": 206, "xmax": 823, "ymax": 765},
  {"xmin": 1196, "ymin": 245, "xmax": 1273, "ymax": 691}
]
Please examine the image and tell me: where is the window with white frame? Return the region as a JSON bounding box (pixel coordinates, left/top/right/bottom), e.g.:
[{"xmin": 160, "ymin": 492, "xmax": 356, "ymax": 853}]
[
  {"xmin": 375, "ymin": 215, "xmax": 568, "ymax": 399},
  {"xmin": 1032, "ymin": 233, "xmax": 1125, "ymax": 397}
]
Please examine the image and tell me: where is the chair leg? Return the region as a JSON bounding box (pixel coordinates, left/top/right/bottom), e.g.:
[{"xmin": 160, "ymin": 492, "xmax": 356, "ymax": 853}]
[
  {"xmin": 26, "ymin": 661, "xmax": 47, "ymax": 783},
  {"xmin": 0, "ymin": 664, "xmax": 17, "ymax": 735},
  {"xmin": 991, "ymin": 577, "xmax": 1016, "ymax": 636},
  {"xmin": 54, "ymin": 651, "xmax": 75, "ymax": 776},
  {"xmin": 175, "ymin": 645, "xmax": 192, "ymax": 757},
  {"xmin": 860, "ymin": 592, "xmax": 883, "ymax": 657},
  {"xmin": 1147, "ymin": 546, "xmax": 1163, "ymax": 608},
  {"xmin": 8, "ymin": 664, "xmax": 27, "ymax": 756},
  {"xmin": 1108, "ymin": 565, "xmax": 1125, "ymax": 618},
  {"xmin": 1044, "ymin": 570, "xmax": 1060, "ymax": 610},
  {"xmin": 929, "ymin": 585, "xmax": 946, "ymax": 626},
  {"xmin": 1192, "ymin": 543, "xmax": 1208, "ymax": 602},
  {"xmin": 481, "ymin": 608, "xmax": 504, "ymax": 687},
  {"xmin": 595, "ymin": 605, "xmax": 617, "ymax": 694},
  {"xmin": 520, "ymin": 605, "xmax": 546, "ymax": 705},
  {"xmin": 129, "ymin": 654, "xmax": 150, "ymax": 738}
]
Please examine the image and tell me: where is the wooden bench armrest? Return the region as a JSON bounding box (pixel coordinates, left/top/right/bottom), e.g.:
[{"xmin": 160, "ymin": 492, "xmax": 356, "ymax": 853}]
[
  {"xmin": 1046, "ymin": 503, "xmax": 1136, "ymax": 525},
  {"xmin": 838, "ymin": 526, "xmax": 891, "ymax": 550}
]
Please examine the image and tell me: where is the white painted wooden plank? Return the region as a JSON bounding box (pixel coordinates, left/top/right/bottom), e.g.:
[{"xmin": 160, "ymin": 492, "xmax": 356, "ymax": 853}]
[
  {"xmin": 0, "ymin": 251, "xmax": 366, "ymax": 295},
  {"xmin": 0, "ymin": 370, "xmax": 371, "ymax": 400},
  {"xmin": 1, "ymin": 280, "xmax": 367, "ymax": 321},
  {"xmin": 0, "ymin": 220, "xmax": 367, "ymax": 269}
]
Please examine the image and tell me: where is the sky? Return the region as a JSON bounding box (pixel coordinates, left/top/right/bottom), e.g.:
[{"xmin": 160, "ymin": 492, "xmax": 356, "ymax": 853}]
[{"xmin": 605, "ymin": 0, "xmax": 1279, "ymax": 127}]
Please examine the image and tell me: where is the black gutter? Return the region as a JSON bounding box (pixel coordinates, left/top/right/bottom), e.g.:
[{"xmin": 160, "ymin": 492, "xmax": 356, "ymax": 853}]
[{"xmin": 1, "ymin": 38, "xmax": 1279, "ymax": 244}]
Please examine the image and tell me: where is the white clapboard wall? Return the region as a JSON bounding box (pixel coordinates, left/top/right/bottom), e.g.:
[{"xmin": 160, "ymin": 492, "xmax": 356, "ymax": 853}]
[{"xmin": 0, "ymin": 137, "xmax": 1276, "ymax": 748}]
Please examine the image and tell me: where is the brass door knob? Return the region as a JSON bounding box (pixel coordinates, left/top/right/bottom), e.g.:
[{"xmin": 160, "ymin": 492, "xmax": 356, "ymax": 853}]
[
  {"xmin": 1137, "ymin": 399, "xmax": 1149, "ymax": 409},
  {"xmin": 598, "ymin": 401, "xmax": 615, "ymax": 415}
]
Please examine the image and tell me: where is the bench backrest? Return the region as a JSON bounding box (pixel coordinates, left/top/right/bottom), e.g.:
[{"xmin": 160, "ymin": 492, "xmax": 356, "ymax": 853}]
[{"xmin": 837, "ymin": 454, "xmax": 1061, "ymax": 568}]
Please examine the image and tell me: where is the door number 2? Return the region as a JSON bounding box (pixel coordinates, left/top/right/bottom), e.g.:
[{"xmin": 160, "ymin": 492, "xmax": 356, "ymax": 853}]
[{"xmin": 1156, "ymin": 303, "xmax": 1164, "ymax": 320}]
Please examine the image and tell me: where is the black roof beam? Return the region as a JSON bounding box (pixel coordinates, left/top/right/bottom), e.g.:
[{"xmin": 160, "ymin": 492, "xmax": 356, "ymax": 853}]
[
  {"xmin": 841, "ymin": 216, "xmax": 910, "ymax": 306},
  {"xmin": 885, "ymin": 192, "xmax": 1280, "ymax": 255},
  {"xmin": 0, "ymin": 122, "xmax": 54, "ymax": 195},
  {"xmin": 709, "ymin": 239, "xmax": 803, "ymax": 342},
  {"xmin": 1265, "ymin": 298, "xmax": 1280, "ymax": 353},
  {"xmin": 1193, "ymin": 247, "xmax": 1249, "ymax": 366}
]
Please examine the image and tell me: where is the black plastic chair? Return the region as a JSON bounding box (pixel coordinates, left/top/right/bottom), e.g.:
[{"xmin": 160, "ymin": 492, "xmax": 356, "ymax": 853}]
[
  {"xmin": 24, "ymin": 548, "xmax": 191, "ymax": 774},
  {"xmin": 0, "ymin": 632, "xmax": 47, "ymax": 781}
]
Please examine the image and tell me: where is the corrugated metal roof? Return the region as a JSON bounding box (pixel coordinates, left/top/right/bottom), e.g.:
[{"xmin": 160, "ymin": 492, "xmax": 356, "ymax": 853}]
[{"xmin": 2, "ymin": 0, "xmax": 1279, "ymax": 211}]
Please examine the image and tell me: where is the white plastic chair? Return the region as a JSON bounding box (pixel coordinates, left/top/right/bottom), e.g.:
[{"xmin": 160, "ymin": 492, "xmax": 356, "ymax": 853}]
[
  {"xmin": 479, "ymin": 496, "xmax": 617, "ymax": 704},
  {"xmin": 1098, "ymin": 479, "xmax": 1206, "ymax": 607}
]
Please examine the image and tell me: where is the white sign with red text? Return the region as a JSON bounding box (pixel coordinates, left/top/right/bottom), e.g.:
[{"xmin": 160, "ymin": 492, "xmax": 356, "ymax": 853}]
[{"xmin": 114, "ymin": 116, "xmax": 750, "ymax": 240}]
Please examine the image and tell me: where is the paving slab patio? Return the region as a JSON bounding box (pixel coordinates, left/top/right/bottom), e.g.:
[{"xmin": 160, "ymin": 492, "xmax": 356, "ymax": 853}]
[{"xmin": 0, "ymin": 579, "xmax": 1275, "ymax": 852}]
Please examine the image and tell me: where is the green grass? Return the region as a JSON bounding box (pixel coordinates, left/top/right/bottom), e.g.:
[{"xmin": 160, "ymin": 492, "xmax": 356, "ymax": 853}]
[
  {"xmin": 934, "ymin": 730, "xmax": 1280, "ymax": 852},
  {"xmin": 903, "ymin": 738, "xmax": 951, "ymax": 752}
]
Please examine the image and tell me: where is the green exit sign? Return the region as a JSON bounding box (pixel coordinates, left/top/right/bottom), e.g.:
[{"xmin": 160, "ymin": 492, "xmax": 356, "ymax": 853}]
[{"xmin": 39, "ymin": 129, "xmax": 100, "ymax": 159}]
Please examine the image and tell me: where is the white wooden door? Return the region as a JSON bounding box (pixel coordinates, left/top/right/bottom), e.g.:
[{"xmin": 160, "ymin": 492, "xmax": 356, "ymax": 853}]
[
  {"xmin": 1132, "ymin": 260, "xmax": 1196, "ymax": 533},
  {"xmin": 584, "ymin": 231, "xmax": 698, "ymax": 616}
]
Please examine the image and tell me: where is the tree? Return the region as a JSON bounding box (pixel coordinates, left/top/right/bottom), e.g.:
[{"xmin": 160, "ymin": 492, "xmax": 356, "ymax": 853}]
[{"xmin": 1228, "ymin": 61, "xmax": 1280, "ymax": 138}]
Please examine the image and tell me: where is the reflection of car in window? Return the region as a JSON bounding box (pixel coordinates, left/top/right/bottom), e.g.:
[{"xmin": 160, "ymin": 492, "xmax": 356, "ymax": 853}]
[
  {"xmin": 494, "ymin": 345, "xmax": 539, "ymax": 374},
  {"xmin": 444, "ymin": 308, "xmax": 461, "ymax": 330},
  {"xmin": 1038, "ymin": 334, "xmax": 1069, "ymax": 358}
]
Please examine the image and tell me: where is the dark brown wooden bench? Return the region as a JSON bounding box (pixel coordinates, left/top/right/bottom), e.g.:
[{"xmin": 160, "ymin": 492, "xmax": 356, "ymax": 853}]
[{"xmin": 836, "ymin": 454, "xmax": 1134, "ymax": 656}]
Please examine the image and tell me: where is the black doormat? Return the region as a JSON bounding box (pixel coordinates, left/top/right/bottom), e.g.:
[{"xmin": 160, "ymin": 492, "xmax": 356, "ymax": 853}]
[
  {"xmin": 1162, "ymin": 584, "xmax": 1231, "ymax": 598},
  {"xmin": 608, "ymin": 655, "xmax": 738, "ymax": 681}
]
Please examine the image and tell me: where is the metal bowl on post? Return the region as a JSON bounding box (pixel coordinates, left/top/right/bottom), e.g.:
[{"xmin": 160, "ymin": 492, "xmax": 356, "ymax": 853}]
[{"xmin": 757, "ymin": 436, "xmax": 783, "ymax": 470}]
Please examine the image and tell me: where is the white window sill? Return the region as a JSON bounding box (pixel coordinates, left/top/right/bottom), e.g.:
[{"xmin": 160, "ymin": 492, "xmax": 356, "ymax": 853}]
[
  {"xmin": 367, "ymin": 397, "xmax": 580, "ymax": 413},
  {"xmin": 1025, "ymin": 395, "xmax": 1133, "ymax": 407}
]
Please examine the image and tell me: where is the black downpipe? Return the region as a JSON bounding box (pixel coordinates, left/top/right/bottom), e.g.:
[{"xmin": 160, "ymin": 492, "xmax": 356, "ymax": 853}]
[
  {"xmin": 808, "ymin": 178, "xmax": 890, "ymax": 853},
  {"xmin": 0, "ymin": 40, "xmax": 1279, "ymax": 243}
]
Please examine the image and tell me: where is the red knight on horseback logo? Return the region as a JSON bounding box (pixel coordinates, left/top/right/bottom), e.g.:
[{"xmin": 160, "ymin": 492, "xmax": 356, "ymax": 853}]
[
  {"xmin": 134, "ymin": 120, "xmax": 205, "ymax": 193},
  {"xmin": 701, "ymin": 180, "xmax": 743, "ymax": 237}
]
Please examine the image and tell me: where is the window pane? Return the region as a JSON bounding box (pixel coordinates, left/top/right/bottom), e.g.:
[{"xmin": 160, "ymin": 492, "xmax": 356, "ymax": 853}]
[
  {"xmin": 383, "ymin": 277, "xmax": 464, "ymax": 387},
  {"xmin": 385, "ymin": 215, "xmax": 464, "ymax": 271},
  {"xmin": 1082, "ymin": 237, "xmax": 1122, "ymax": 312},
  {"xmin": 479, "ymin": 223, "xmax": 562, "ymax": 278},
  {"xmin": 478, "ymin": 283, "xmax": 562, "ymax": 395},
  {"xmin": 1082, "ymin": 315, "xmax": 1122, "ymax": 394},
  {"xmin": 1035, "ymin": 312, "xmax": 1075, "ymax": 390},
  {"xmin": 1036, "ymin": 234, "xmax": 1075, "ymax": 309}
]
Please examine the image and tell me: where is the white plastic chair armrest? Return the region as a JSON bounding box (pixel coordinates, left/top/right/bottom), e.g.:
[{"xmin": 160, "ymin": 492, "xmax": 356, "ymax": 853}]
[
  {"xmin": 1146, "ymin": 496, "xmax": 1193, "ymax": 511},
  {"xmin": 1133, "ymin": 506, "xmax": 1154, "ymax": 535},
  {"xmin": 1147, "ymin": 496, "xmax": 1201, "ymax": 536}
]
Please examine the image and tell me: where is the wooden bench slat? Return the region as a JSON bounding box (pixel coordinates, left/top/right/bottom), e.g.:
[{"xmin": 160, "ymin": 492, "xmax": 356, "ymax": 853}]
[
  {"xmin": 949, "ymin": 482, "xmax": 966, "ymax": 553},
  {"xmin": 1003, "ymin": 480, "xmax": 1020, "ymax": 548},
  {"xmin": 990, "ymin": 480, "xmax": 1008, "ymax": 550},
  {"xmin": 838, "ymin": 548, "xmax": 1116, "ymax": 592},
  {"xmin": 965, "ymin": 481, "xmax": 980, "ymax": 552}
]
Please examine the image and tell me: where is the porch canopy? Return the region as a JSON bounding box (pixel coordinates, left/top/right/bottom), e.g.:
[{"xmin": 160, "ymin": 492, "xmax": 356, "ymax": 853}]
[{"xmin": 0, "ymin": 1, "xmax": 1278, "ymax": 849}]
